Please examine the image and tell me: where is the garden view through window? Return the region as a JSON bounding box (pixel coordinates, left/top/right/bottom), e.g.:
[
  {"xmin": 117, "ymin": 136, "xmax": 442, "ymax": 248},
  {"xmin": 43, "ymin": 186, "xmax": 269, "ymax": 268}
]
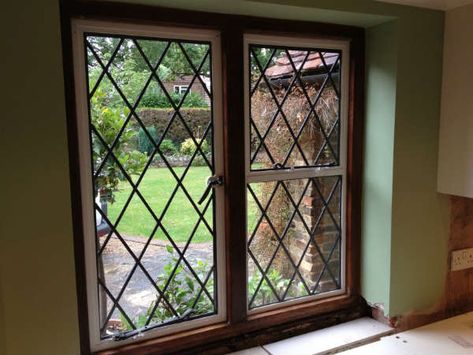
[{"xmin": 73, "ymin": 21, "xmax": 348, "ymax": 351}]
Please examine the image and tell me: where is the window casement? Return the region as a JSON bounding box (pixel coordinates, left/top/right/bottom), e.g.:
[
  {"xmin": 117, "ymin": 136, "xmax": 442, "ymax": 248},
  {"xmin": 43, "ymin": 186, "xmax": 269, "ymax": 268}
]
[
  {"xmin": 64, "ymin": 6, "xmax": 362, "ymax": 354},
  {"xmin": 244, "ymin": 35, "xmax": 349, "ymax": 313},
  {"xmin": 72, "ymin": 21, "xmax": 225, "ymax": 352}
]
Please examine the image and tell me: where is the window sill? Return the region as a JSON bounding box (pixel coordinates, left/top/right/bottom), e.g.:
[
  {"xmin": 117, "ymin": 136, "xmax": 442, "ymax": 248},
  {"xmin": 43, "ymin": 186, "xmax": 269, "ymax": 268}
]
[
  {"xmin": 341, "ymin": 311, "xmax": 473, "ymax": 355},
  {"xmin": 230, "ymin": 317, "xmax": 393, "ymax": 355}
]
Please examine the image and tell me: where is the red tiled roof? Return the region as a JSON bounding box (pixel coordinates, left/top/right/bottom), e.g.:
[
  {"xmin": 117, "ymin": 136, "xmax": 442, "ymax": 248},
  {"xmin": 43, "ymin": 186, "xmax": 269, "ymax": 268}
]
[{"xmin": 265, "ymin": 51, "xmax": 339, "ymax": 79}]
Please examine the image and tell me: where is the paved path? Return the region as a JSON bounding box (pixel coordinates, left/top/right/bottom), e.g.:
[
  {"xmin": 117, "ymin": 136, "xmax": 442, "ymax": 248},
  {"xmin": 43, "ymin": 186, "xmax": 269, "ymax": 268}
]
[{"xmin": 101, "ymin": 235, "xmax": 213, "ymax": 322}]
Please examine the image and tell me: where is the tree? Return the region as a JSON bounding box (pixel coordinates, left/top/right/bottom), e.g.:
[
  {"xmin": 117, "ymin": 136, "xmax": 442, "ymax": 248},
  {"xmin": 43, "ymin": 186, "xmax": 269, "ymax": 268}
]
[
  {"xmin": 91, "ymin": 88, "xmax": 147, "ymax": 204},
  {"xmin": 87, "ymin": 36, "xmax": 210, "ymax": 108}
]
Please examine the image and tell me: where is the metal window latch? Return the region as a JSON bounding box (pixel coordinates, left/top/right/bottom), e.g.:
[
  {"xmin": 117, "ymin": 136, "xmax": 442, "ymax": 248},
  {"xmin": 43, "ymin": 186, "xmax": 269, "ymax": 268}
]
[{"xmin": 198, "ymin": 175, "xmax": 223, "ymax": 205}]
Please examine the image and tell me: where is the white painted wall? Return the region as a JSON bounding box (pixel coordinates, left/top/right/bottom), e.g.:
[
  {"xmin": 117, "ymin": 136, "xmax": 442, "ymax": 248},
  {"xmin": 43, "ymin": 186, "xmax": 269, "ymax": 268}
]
[{"xmin": 437, "ymin": 3, "xmax": 473, "ymax": 197}]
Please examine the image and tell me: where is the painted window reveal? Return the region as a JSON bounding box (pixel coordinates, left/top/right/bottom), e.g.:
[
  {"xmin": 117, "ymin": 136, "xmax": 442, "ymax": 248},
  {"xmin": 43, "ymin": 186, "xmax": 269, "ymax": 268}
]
[
  {"xmin": 246, "ymin": 37, "xmax": 347, "ymax": 310},
  {"xmin": 77, "ymin": 24, "xmax": 224, "ymax": 347}
]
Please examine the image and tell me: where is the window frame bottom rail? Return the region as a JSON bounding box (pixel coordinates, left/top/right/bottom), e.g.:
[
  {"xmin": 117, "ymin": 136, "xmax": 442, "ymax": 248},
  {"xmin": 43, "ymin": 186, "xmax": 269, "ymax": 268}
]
[{"xmin": 98, "ymin": 294, "xmax": 366, "ymax": 355}]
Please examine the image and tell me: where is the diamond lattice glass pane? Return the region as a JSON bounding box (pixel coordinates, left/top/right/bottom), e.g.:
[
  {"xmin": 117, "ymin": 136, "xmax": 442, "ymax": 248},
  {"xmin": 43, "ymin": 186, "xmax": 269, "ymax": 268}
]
[
  {"xmin": 94, "ymin": 152, "xmax": 134, "ymax": 226},
  {"xmin": 100, "ymin": 237, "xmax": 135, "ymax": 301},
  {"xmin": 136, "ymin": 39, "xmax": 169, "ymax": 68},
  {"xmin": 87, "ymin": 36, "xmax": 123, "ymax": 95},
  {"xmin": 247, "ymin": 176, "xmax": 342, "ymax": 310},
  {"xmin": 119, "ymin": 267, "xmax": 160, "ymax": 326},
  {"xmin": 99, "ymin": 284, "xmax": 133, "ymax": 337},
  {"xmin": 115, "ymin": 193, "xmax": 157, "ymax": 242},
  {"xmin": 86, "ymin": 34, "xmax": 217, "ymax": 339},
  {"xmin": 106, "ymin": 39, "xmax": 153, "ymax": 106},
  {"xmin": 249, "ymin": 45, "xmax": 342, "ymax": 170}
]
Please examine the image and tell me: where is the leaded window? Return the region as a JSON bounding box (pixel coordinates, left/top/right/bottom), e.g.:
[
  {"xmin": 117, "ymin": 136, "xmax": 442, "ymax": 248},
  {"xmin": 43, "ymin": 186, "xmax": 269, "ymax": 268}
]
[
  {"xmin": 72, "ymin": 21, "xmax": 225, "ymax": 351},
  {"xmin": 71, "ymin": 19, "xmax": 353, "ymax": 353},
  {"xmin": 245, "ymin": 35, "xmax": 348, "ymax": 312}
]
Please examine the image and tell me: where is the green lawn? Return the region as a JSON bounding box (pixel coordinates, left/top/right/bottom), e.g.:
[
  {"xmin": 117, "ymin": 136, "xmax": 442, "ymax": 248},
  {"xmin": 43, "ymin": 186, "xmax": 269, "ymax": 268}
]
[{"xmin": 108, "ymin": 166, "xmax": 260, "ymax": 243}]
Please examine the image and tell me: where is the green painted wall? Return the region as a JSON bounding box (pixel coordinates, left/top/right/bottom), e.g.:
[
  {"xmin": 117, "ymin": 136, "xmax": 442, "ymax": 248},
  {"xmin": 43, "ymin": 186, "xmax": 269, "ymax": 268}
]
[
  {"xmin": 0, "ymin": 0, "xmax": 447, "ymax": 354},
  {"xmin": 389, "ymin": 14, "xmax": 449, "ymax": 315},
  {"xmin": 362, "ymin": 20, "xmax": 398, "ymax": 314},
  {"xmin": 0, "ymin": 1, "xmax": 80, "ymax": 355}
]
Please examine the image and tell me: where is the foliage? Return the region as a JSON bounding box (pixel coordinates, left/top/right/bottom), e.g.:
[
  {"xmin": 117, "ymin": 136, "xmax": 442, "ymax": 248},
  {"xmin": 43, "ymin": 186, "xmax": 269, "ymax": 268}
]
[
  {"xmin": 139, "ymin": 108, "xmax": 211, "ymax": 146},
  {"xmin": 87, "ymin": 36, "xmax": 210, "ymax": 107},
  {"xmin": 159, "ymin": 139, "xmax": 178, "ymax": 155},
  {"xmin": 140, "ymin": 91, "xmax": 208, "ymax": 109},
  {"xmin": 137, "ymin": 126, "xmax": 158, "ymax": 156},
  {"xmin": 122, "ymin": 246, "xmax": 214, "ymax": 330},
  {"xmin": 91, "ymin": 89, "xmax": 147, "ymax": 203},
  {"xmin": 250, "ymin": 47, "xmax": 284, "ymax": 73},
  {"xmin": 248, "ymin": 269, "xmax": 306, "ymax": 307},
  {"xmin": 136, "ymin": 127, "xmax": 181, "ymax": 158},
  {"xmin": 140, "ymin": 92, "xmax": 176, "ymax": 108},
  {"xmin": 180, "ymin": 138, "xmax": 210, "ymax": 156},
  {"xmin": 125, "ymin": 40, "xmax": 210, "ymax": 79}
]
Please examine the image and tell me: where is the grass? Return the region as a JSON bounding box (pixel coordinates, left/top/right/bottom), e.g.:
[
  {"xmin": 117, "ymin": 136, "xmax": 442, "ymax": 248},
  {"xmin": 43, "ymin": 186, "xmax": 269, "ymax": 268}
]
[{"xmin": 108, "ymin": 166, "xmax": 260, "ymax": 243}]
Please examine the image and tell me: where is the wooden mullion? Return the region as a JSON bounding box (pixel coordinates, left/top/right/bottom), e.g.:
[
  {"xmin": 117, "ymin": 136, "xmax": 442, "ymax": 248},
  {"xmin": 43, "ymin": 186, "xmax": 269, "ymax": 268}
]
[
  {"xmin": 345, "ymin": 34, "xmax": 364, "ymax": 297},
  {"xmin": 221, "ymin": 22, "xmax": 247, "ymax": 325}
]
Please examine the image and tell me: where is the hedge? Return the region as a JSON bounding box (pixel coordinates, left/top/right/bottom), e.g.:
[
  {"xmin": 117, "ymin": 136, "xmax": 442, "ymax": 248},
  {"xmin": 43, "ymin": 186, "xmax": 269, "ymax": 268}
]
[{"xmin": 138, "ymin": 108, "xmax": 211, "ymax": 144}]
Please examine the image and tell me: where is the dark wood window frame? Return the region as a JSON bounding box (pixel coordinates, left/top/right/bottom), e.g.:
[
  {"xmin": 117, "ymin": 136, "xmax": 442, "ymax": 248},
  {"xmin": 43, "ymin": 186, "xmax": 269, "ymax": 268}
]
[{"xmin": 60, "ymin": 1, "xmax": 364, "ymax": 354}]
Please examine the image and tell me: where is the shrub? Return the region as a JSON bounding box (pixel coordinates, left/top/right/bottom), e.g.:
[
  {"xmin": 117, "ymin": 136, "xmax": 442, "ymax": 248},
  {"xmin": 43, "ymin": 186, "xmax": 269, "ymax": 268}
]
[
  {"xmin": 159, "ymin": 139, "xmax": 178, "ymax": 155},
  {"xmin": 141, "ymin": 92, "xmax": 207, "ymax": 108},
  {"xmin": 140, "ymin": 93, "xmax": 172, "ymax": 108},
  {"xmin": 247, "ymin": 269, "xmax": 306, "ymax": 307},
  {"xmin": 180, "ymin": 138, "xmax": 210, "ymax": 156},
  {"xmin": 182, "ymin": 92, "xmax": 208, "ymax": 108},
  {"xmin": 138, "ymin": 108, "xmax": 211, "ymax": 146},
  {"xmin": 121, "ymin": 246, "xmax": 213, "ymax": 330},
  {"xmin": 137, "ymin": 126, "xmax": 158, "ymax": 156}
]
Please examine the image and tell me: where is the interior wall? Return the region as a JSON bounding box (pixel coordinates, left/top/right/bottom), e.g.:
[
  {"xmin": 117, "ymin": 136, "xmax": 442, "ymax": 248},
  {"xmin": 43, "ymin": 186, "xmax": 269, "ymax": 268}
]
[
  {"xmin": 438, "ymin": 3, "xmax": 473, "ymax": 314},
  {"xmin": 446, "ymin": 197, "xmax": 473, "ymax": 311},
  {"xmin": 0, "ymin": 0, "xmax": 448, "ymax": 354},
  {"xmin": 361, "ymin": 20, "xmax": 398, "ymax": 315},
  {"xmin": 394, "ymin": 196, "xmax": 473, "ymax": 329},
  {"xmin": 0, "ymin": 1, "xmax": 80, "ymax": 355},
  {"xmin": 437, "ymin": 3, "xmax": 473, "ymax": 197},
  {"xmin": 392, "ymin": 2, "xmax": 473, "ymax": 328},
  {"xmin": 389, "ymin": 13, "xmax": 448, "ymax": 316}
]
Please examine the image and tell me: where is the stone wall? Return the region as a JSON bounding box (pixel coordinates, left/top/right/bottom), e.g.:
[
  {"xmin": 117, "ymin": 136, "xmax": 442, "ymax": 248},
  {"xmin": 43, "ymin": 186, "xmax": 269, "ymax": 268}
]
[{"xmin": 289, "ymin": 179, "xmax": 341, "ymax": 292}]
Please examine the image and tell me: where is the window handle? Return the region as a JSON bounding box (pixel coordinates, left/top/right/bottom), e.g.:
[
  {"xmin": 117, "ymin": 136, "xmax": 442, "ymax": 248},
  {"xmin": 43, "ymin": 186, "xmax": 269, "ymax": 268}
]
[{"xmin": 198, "ymin": 175, "xmax": 223, "ymax": 205}]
